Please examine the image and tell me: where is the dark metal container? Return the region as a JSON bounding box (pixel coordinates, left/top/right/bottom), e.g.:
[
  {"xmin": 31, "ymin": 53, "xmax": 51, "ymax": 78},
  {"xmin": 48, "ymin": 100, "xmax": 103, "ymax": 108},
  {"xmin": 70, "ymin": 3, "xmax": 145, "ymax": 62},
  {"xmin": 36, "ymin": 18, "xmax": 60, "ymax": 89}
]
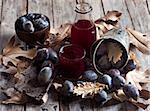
[{"xmin": 91, "ymin": 28, "xmax": 129, "ymax": 75}]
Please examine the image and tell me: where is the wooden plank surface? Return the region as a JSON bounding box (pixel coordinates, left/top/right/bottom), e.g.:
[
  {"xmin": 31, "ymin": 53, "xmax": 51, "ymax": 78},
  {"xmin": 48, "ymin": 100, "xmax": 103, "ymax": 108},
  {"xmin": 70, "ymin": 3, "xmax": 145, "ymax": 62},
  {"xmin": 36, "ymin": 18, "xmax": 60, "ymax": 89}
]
[
  {"xmin": 0, "ymin": 0, "xmax": 150, "ymax": 111},
  {"xmin": 28, "ymin": 0, "xmax": 54, "ymax": 28},
  {"xmin": 0, "ymin": 0, "xmax": 27, "ymax": 111},
  {"xmin": 0, "ymin": 0, "xmax": 27, "ymax": 51},
  {"xmin": 52, "ymin": 0, "xmax": 75, "ymax": 28},
  {"xmin": 102, "ymin": 0, "xmax": 133, "ymax": 28}
]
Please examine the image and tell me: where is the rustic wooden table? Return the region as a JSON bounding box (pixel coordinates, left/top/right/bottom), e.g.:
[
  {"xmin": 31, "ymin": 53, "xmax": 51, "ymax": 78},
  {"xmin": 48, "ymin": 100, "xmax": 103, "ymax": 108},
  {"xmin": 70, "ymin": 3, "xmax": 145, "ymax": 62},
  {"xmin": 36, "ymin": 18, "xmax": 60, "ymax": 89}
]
[{"xmin": 0, "ymin": 0, "xmax": 150, "ymax": 111}]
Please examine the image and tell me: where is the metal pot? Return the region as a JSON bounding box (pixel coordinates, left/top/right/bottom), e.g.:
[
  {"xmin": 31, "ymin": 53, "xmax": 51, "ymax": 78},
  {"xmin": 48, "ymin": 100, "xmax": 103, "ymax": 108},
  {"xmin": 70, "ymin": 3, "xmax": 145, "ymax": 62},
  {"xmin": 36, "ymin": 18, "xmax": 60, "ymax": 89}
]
[{"xmin": 91, "ymin": 28, "xmax": 129, "ymax": 75}]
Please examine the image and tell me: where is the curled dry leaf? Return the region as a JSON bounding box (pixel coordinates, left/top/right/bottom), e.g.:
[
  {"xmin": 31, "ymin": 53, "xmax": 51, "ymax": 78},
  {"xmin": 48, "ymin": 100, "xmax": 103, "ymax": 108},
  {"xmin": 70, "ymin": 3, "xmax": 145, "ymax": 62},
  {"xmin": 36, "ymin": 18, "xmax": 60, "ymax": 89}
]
[
  {"xmin": 112, "ymin": 89, "xmax": 127, "ymax": 102},
  {"xmin": 1, "ymin": 94, "xmax": 27, "ymax": 104},
  {"xmin": 1, "ymin": 88, "xmax": 28, "ymax": 104},
  {"xmin": 107, "ymin": 42, "xmax": 123, "ymax": 63},
  {"xmin": 0, "ymin": 36, "xmax": 36, "ymax": 67},
  {"xmin": 127, "ymin": 27, "xmax": 150, "ymax": 48},
  {"xmin": 126, "ymin": 69, "xmax": 150, "ymax": 90},
  {"xmin": 0, "ymin": 66, "xmax": 17, "ymax": 75},
  {"xmin": 103, "ymin": 10, "xmax": 122, "ymax": 21},
  {"xmin": 112, "ymin": 89, "xmax": 149, "ymax": 110},
  {"xmin": 139, "ymin": 89, "xmax": 150, "ymax": 100},
  {"xmin": 95, "ymin": 10, "xmax": 122, "ymax": 34},
  {"xmin": 44, "ymin": 23, "xmax": 71, "ymax": 48},
  {"xmin": 15, "ymin": 66, "xmax": 51, "ymax": 104},
  {"xmin": 53, "ymin": 82, "xmax": 63, "ymax": 90},
  {"xmin": 126, "ymin": 28, "xmax": 150, "ymax": 55},
  {"xmin": 127, "ymin": 99, "xmax": 149, "ymax": 110},
  {"xmin": 73, "ymin": 82, "xmax": 106, "ymax": 98}
]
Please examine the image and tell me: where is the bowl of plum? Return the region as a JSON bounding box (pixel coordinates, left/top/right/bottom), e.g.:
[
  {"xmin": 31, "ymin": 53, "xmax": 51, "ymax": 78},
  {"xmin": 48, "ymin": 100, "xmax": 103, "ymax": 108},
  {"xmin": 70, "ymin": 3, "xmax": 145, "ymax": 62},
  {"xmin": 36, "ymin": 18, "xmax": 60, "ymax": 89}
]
[{"xmin": 15, "ymin": 13, "xmax": 50, "ymax": 46}]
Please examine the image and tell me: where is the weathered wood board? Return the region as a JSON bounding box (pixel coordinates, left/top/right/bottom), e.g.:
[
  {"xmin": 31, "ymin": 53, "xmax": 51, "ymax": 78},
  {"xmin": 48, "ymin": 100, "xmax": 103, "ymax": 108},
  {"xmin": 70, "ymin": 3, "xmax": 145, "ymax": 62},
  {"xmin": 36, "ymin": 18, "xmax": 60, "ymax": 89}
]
[{"xmin": 0, "ymin": 0, "xmax": 149, "ymax": 111}]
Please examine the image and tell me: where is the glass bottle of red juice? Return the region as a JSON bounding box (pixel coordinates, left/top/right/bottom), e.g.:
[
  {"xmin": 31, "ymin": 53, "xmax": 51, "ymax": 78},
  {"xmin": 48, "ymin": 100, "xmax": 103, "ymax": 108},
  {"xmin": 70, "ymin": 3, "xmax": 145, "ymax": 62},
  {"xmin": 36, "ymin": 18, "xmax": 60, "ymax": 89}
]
[{"xmin": 71, "ymin": 2, "xmax": 96, "ymax": 57}]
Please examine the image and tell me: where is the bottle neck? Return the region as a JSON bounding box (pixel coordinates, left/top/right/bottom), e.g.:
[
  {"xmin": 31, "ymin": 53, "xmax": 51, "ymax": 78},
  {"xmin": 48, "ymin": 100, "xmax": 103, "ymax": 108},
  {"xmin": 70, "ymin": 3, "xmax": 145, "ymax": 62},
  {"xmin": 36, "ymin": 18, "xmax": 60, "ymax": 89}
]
[
  {"xmin": 74, "ymin": 2, "xmax": 93, "ymax": 22},
  {"xmin": 75, "ymin": 12, "xmax": 92, "ymax": 21}
]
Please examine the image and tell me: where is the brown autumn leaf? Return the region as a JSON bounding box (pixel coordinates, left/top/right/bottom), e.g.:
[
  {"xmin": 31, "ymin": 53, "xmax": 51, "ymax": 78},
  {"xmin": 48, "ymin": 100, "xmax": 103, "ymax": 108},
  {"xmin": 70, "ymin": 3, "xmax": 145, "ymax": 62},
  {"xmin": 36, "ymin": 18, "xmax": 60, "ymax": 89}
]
[
  {"xmin": 73, "ymin": 82, "xmax": 106, "ymax": 98},
  {"xmin": 127, "ymin": 27, "xmax": 150, "ymax": 48},
  {"xmin": 52, "ymin": 82, "xmax": 63, "ymax": 90},
  {"xmin": 126, "ymin": 69, "xmax": 150, "ymax": 90},
  {"xmin": 1, "ymin": 88, "xmax": 28, "ymax": 104},
  {"xmin": 95, "ymin": 11, "xmax": 122, "ymax": 34},
  {"xmin": 127, "ymin": 99, "xmax": 149, "ymax": 110},
  {"xmin": 0, "ymin": 65, "xmax": 17, "ymax": 75},
  {"xmin": 139, "ymin": 89, "xmax": 150, "ymax": 100},
  {"xmin": 103, "ymin": 10, "xmax": 122, "ymax": 21},
  {"xmin": 0, "ymin": 36, "xmax": 36, "ymax": 67},
  {"xmin": 107, "ymin": 42, "xmax": 123, "ymax": 63},
  {"xmin": 126, "ymin": 28, "xmax": 150, "ymax": 55},
  {"xmin": 112, "ymin": 89, "xmax": 149, "ymax": 110},
  {"xmin": 44, "ymin": 23, "xmax": 71, "ymax": 48}
]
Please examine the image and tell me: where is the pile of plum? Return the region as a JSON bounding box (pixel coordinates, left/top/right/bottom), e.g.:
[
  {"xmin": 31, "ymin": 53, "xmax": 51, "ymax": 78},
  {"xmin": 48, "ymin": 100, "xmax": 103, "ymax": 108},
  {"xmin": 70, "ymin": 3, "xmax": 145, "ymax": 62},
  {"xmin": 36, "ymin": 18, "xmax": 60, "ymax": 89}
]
[
  {"xmin": 60, "ymin": 61, "xmax": 138, "ymax": 103},
  {"xmin": 33, "ymin": 46, "xmax": 139, "ymax": 104},
  {"xmin": 16, "ymin": 13, "xmax": 49, "ymax": 33}
]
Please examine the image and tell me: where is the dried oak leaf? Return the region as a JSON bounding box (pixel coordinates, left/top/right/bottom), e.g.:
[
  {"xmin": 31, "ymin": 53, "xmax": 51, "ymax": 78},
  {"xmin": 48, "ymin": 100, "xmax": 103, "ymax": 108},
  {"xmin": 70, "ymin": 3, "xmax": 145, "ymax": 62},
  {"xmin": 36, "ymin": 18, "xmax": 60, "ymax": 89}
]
[
  {"xmin": 103, "ymin": 11, "xmax": 122, "ymax": 21},
  {"xmin": 0, "ymin": 65, "xmax": 17, "ymax": 75},
  {"xmin": 126, "ymin": 28, "xmax": 150, "ymax": 55},
  {"xmin": 126, "ymin": 69, "xmax": 150, "ymax": 90},
  {"xmin": 139, "ymin": 89, "xmax": 150, "ymax": 100},
  {"xmin": 0, "ymin": 36, "xmax": 36, "ymax": 67},
  {"xmin": 1, "ymin": 88, "xmax": 28, "ymax": 104},
  {"xmin": 95, "ymin": 10, "xmax": 122, "ymax": 34},
  {"xmin": 127, "ymin": 27, "xmax": 150, "ymax": 48},
  {"xmin": 112, "ymin": 89, "xmax": 149, "ymax": 110},
  {"xmin": 53, "ymin": 82, "xmax": 62, "ymax": 90},
  {"xmin": 107, "ymin": 42, "xmax": 123, "ymax": 63},
  {"xmin": 44, "ymin": 23, "xmax": 71, "ymax": 48},
  {"xmin": 15, "ymin": 66, "xmax": 49, "ymax": 104},
  {"xmin": 73, "ymin": 82, "xmax": 106, "ymax": 98}
]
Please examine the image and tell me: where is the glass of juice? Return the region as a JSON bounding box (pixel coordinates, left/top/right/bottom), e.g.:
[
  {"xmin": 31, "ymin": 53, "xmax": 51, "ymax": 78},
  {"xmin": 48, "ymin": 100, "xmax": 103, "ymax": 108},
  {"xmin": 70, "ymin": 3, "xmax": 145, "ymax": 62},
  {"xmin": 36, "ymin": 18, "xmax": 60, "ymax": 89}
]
[
  {"xmin": 59, "ymin": 44, "xmax": 86, "ymax": 79},
  {"xmin": 71, "ymin": 2, "xmax": 96, "ymax": 57}
]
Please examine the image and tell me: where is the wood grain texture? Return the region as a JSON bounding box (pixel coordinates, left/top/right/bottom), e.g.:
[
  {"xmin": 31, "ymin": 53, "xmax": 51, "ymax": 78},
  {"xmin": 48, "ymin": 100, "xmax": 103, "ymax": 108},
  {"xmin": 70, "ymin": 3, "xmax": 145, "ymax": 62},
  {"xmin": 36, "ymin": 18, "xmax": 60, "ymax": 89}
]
[
  {"xmin": 52, "ymin": 0, "xmax": 75, "ymax": 28},
  {"xmin": 68, "ymin": 99, "xmax": 93, "ymax": 111},
  {"xmin": 0, "ymin": 105, "xmax": 24, "ymax": 111},
  {"xmin": 146, "ymin": 0, "xmax": 150, "ymax": 15},
  {"xmin": 0, "ymin": 0, "xmax": 150, "ymax": 111},
  {"xmin": 0, "ymin": 0, "xmax": 26, "ymax": 110},
  {"xmin": 28, "ymin": 0, "xmax": 54, "ymax": 28},
  {"xmin": 86, "ymin": 0, "xmax": 104, "ymax": 21},
  {"xmin": 101, "ymin": 0, "xmax": 133, "ymax": 28},
  {"xmin": 124, "ymin": 0, "xmax": 150, "ymax": 32},
  {"xmin": 0, "ymin": 0, "xmax": 27, "ymax": 51},
  {"xmin": 96, "ymin": 103, "xmax": 126, "ymax": 111}
]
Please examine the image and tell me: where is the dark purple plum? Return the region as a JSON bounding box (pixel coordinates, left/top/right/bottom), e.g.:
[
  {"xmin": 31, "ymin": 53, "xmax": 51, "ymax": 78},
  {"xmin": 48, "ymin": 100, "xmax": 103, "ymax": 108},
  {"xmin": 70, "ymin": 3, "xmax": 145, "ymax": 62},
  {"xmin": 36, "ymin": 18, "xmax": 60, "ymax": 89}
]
[
  {"xmin": 33, "ymin": 18, "xmax": 49, "ymax": 30},
  {"xmin": 82, "ymin": 70, "xmax": 98, "ymax": 81},
  {"xmin": 61, "ymin": 80, "xmax": 74, "ymax": 96},
  {"xmin": 124, "ymin": 60, "xmax": 136, "ymax": 73},
  {"xmin": 33, "ymin": 48, "xmax": 49, "ymax": 64},
  {"xmin": 101, "ymin": 74, "xmax": 112, "ymax": 88},
  {"xmin": 97, "ymin": 55, "xmax": 111, "ymax": 70},
  {"xmin": 94, "ymin": 90, "xmax": 107, "ymax": 103},
  {"xmin": 47, "ymin": 48, "xmax": 58, "ymax": 64},
  {"xmin": 113, "ymin": 75, "xmax": 125, "ymax": 88},
  {"xmin": 41, "ymin": 60, "xmax": 54, "ymax": 69},
  {"xmin": 22, "ymin": 20, "xmax": 34, "ymax": 33},
  {"xmin": 38, "ymin": 67, "xmax": 52, "ymax": 85},
  {"xmin": 108, "ymin": 69, "xmax": 120, "ymax": 77},
  {"xmin": 123, "ymin": 83, "xmax": 139, "ymax": 100}
]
